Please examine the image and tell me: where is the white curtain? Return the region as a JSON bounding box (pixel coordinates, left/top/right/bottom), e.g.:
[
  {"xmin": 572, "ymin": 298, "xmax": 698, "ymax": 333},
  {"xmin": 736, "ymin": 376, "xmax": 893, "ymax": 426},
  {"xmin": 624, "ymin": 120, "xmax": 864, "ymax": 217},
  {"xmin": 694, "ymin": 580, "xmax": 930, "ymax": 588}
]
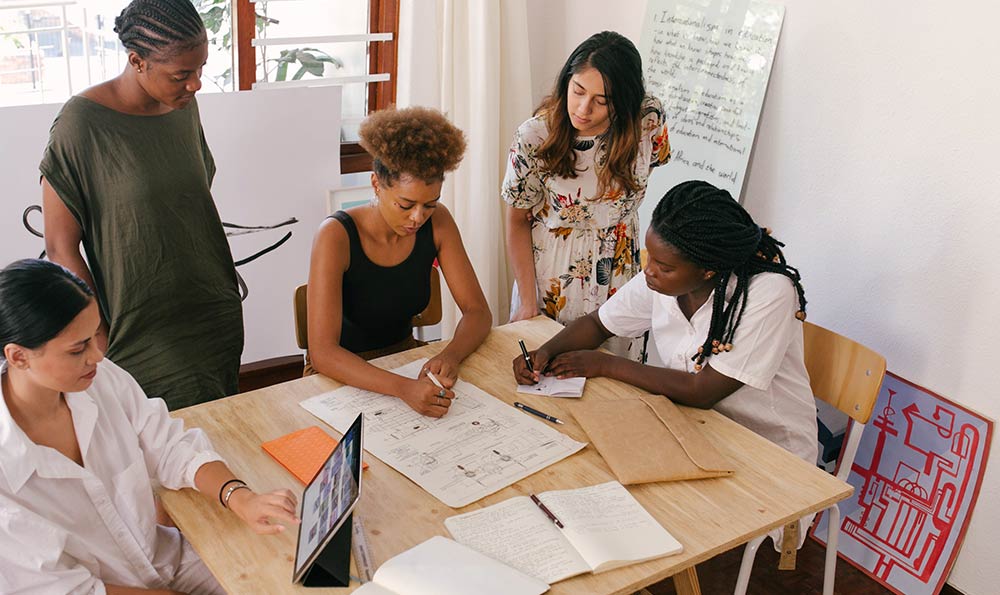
[{"xmin": 397, "ymin": 0, "xmax": 534, "ymax": 337}]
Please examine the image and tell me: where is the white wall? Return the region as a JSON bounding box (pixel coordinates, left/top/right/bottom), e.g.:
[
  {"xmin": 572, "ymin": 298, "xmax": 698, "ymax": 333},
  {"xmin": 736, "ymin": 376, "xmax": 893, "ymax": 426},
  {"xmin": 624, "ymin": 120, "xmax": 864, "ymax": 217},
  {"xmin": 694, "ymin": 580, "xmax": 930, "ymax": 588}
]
[
  {"xmin": 0, "ymin": 87, "xmax": 341, "ymax": 366},
  {"xmin": 527, "ymin": 2, "xmax": 1000, "ymax": 593}
]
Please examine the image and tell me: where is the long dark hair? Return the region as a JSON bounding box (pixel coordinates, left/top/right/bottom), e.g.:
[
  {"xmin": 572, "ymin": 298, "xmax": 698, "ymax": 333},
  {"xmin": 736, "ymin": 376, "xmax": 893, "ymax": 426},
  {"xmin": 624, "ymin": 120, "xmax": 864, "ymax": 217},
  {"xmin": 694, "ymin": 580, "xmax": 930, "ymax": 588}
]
[
  {"xmin": 650, "ymin": 181, "xmax": 807, "ymax": 371},
  {"xmin": 114, "ymin": 0, "xmax": 207, "ymax": 59},
  {"xmin": 0, "ymin": 259, "xmax": 94, "ymax": 354},
  {"xmin": 536, "ymin": 31, "xmax": 646, "ymax": 198}
]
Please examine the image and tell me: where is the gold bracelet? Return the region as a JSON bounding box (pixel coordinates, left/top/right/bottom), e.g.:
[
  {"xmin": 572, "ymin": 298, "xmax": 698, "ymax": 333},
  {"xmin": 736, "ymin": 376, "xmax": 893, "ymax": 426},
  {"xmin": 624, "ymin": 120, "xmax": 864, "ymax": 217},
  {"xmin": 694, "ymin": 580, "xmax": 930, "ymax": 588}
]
[{"xmin": 223, "ymin": 483, "xmax": 251, "ymax": 509}]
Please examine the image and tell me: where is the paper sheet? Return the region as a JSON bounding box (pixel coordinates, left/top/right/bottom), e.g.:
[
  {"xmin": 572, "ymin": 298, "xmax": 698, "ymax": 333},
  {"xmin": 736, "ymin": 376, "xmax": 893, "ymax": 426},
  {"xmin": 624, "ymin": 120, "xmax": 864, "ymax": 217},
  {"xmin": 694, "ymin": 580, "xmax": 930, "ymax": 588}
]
[
  {"xmin": 358, "ymin": 536, "xmax": 549, "ymax": 595},
  {"xmin": 516, "ymin": 375, "xmax": 586, "ymax": 398},
  {"xmin": 300, "ymin": 360, "xmax": 586, "ymax": 508}
]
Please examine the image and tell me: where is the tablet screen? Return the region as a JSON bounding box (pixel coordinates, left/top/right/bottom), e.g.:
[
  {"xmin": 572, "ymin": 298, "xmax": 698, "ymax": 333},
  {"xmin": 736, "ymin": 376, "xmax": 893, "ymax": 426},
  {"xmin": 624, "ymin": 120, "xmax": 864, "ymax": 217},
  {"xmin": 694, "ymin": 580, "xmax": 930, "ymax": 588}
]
[{"xmin": 293, "ymin": 413, "xmax": 363, "ymax": 580}]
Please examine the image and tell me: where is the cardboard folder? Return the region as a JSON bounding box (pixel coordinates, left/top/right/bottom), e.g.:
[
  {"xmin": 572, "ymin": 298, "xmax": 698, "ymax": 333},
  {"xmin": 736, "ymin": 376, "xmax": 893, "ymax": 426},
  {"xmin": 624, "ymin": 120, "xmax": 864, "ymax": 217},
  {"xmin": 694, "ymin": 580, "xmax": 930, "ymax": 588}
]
[{"xmin": 570, "ymin": 395, "xmax": 734, "ymax": 484}]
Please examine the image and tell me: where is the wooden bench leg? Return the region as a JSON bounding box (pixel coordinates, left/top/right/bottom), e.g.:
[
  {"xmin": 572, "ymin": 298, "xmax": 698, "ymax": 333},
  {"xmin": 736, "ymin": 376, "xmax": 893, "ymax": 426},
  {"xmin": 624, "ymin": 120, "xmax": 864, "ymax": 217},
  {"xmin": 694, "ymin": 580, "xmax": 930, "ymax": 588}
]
[{"xmin": 672, "ymin": 566, "xmax": 702, "ymax": 595}]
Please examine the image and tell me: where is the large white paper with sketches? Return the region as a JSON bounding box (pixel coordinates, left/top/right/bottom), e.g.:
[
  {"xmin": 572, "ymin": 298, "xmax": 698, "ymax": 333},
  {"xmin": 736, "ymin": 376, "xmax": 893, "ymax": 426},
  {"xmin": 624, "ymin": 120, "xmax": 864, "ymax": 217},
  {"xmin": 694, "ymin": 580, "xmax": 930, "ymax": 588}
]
[{"xmin": 300, "ymin": 359, "xmax": 586, "ymax": 508}]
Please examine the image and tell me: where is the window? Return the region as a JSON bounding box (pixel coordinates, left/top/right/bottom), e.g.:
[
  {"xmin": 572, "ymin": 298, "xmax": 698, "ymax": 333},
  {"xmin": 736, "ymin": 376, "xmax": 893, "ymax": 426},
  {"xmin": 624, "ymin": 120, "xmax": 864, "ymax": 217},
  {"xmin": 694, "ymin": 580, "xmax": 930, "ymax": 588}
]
[
  {"xmin": 0, "ymin": 0, "xmax": 398, "ymax": 170},
  {"xmin": 232, "ymin": 0, "xmax": 398, "ymax": 172}
]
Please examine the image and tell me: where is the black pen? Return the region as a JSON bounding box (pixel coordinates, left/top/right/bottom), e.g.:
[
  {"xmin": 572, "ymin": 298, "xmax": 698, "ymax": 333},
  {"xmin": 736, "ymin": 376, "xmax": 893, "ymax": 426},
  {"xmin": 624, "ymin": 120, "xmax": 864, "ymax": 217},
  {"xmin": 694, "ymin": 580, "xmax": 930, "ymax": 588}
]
[
  {"xmin": 514, "ymin": 401, "xmax": 564, "ymax": 425},
  {"xmin": 530, "ymin": 493, "xmax": 565, "ymax": 528},
  {"xmin": 518, "ymin": 339, "xmax": 534, "ymax": 374}
]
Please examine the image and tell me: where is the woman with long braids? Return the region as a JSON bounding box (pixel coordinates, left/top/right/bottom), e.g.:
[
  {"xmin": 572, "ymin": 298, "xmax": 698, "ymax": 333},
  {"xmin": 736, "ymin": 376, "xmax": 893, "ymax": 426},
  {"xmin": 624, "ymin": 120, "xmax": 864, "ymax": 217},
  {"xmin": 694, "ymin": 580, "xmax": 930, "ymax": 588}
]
[
  {"xmin": 40, "ymin": 0, "xmax": 242, "ymax": 410},
  {"xmin": 513, "ymin": 180, "xmax": 818, "ymax": 465},
  {"xmin": 503, "ymin": 31, "xmax": 671, "ymax": 356}
]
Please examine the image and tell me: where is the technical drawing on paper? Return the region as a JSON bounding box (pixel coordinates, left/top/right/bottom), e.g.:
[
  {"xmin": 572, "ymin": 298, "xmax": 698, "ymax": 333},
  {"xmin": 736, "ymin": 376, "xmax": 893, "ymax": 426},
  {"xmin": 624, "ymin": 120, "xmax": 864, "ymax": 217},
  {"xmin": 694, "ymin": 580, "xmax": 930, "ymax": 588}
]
[
  {"xmin": 300, "ymin": 359, "xmax": 587, "ymax": 507},
  {"xmin": 812, "ymin": 373, "xmax": 992, "ymax": 595}
]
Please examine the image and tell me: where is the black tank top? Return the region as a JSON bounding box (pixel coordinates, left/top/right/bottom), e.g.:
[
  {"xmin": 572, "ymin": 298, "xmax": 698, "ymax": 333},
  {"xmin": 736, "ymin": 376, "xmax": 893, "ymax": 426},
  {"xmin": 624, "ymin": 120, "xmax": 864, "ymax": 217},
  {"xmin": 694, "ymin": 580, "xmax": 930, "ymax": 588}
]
[{"xmin": 331, "ymin": 210, "xmax": 437, "ymax": 353}]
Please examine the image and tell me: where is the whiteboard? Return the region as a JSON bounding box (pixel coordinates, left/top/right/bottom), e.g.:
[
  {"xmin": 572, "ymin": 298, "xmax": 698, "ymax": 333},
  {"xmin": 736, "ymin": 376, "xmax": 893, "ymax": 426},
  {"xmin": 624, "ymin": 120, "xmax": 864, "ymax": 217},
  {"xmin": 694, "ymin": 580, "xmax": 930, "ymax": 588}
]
[{"xmin": 638, "ymin": 0, "xmax": 784, "ymax": 230}]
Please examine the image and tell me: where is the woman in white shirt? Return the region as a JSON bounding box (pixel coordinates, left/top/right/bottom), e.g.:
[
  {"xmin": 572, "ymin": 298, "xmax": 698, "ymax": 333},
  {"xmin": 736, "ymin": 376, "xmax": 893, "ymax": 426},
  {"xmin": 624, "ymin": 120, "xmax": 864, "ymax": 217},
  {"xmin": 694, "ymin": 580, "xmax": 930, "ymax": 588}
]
[
  {"xmin": 0, "ymin": 259, "xmax": 299, "ymax": 594},
  {"xmin": 512, "ymin": 180, "xmax": 818, "ymax": 464}
]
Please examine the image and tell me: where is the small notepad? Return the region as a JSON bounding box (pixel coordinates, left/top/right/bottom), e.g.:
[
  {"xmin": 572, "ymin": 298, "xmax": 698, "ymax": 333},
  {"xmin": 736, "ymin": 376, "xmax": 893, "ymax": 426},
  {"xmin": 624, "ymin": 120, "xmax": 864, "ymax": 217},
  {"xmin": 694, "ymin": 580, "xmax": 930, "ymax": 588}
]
[
  {"xmin": 516, "ymin": 375, "xmax": 586, "ymax": 398},
  {"xmin": 262, "ymin": 426, "xmax": 366, "ymax": 485}
]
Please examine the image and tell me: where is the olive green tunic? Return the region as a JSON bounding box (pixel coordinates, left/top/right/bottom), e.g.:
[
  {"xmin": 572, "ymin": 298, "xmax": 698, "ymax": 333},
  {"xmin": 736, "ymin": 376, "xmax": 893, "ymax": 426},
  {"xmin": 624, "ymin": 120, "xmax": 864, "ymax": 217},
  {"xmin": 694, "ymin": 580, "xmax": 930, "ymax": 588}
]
[{"xmin": 40, "ymin": 96, "xmax": 243, "ymax": 409}]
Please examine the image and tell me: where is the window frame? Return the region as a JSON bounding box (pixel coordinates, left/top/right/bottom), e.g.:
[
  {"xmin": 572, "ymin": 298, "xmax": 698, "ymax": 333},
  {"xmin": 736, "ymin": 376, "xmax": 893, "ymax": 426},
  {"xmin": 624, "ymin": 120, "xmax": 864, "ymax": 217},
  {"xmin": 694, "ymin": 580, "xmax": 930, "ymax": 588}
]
[{"xmin": 234, "ymin": 0, "xmax": 399, "ymax": 173}]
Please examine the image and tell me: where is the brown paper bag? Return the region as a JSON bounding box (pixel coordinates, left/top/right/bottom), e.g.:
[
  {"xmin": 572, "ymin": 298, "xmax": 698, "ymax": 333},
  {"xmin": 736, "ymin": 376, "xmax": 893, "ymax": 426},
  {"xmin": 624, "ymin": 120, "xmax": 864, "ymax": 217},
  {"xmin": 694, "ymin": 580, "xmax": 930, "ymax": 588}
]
[{"xmin": 570, "ymin": 395, "xmax": 734, "ymax": 484}]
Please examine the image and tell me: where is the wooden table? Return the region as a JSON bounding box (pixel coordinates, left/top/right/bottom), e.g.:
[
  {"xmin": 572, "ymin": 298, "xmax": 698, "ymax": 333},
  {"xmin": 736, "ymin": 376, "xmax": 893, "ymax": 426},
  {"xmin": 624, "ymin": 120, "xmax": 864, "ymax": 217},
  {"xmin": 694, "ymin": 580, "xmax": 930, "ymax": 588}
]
[{"xmin": 161, "ymin": 318, "xmax": 852, "ymax": 594}]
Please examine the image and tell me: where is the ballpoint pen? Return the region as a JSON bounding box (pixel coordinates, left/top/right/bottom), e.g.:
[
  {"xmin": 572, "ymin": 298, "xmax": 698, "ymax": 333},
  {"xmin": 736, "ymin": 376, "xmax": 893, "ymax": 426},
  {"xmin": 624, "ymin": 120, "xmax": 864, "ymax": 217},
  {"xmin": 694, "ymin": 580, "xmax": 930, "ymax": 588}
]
[
  {"xmin": 530, "ymin": 493, "xmax": 565, "ymax": 528},
  {"xmin": 513, "ymin": 401, "xmax": 564, "ymax": 425},
  {"xmin": 518, "ymin": 339, "xmax": 534, "ymax": 374}
]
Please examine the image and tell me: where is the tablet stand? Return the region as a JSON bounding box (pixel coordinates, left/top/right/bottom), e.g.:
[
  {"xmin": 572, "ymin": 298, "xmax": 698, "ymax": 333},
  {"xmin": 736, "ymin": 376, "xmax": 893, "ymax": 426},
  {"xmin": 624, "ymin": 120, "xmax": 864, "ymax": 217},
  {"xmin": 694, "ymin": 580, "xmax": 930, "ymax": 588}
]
[{"xmin": 301, "ymin": 513, "xmax": 353, "ymax": 587}]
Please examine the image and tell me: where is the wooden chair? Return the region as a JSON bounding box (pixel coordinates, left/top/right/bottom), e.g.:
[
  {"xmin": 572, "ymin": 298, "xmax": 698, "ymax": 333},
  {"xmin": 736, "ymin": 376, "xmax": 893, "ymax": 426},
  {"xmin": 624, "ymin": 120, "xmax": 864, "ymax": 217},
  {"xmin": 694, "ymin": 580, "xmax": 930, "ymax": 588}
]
[
  {"xmin": 733, "ymin": 321, "xmax": 886, "ymax": 595},
  {"xmin": 294, "ymin": 266, "xmax": 443, "ymax": 350}
]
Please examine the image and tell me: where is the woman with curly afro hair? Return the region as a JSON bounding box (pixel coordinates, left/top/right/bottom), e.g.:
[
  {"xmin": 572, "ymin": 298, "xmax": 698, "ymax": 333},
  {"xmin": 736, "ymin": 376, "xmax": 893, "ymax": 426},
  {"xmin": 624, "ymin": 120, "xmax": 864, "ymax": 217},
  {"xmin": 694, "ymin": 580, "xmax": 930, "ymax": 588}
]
[{"xmin": 306, "ymin": 106, "xmax": 491, "ymax": 418}]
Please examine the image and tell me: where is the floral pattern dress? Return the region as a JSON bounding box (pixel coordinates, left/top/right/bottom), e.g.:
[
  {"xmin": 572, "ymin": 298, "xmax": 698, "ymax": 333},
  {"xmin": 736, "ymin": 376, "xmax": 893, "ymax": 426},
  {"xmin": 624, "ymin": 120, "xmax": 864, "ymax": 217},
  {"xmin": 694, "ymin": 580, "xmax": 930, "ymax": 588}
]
[{"xmin": 502, "ymin": 95, "xmax": 671, "ymax": 342}]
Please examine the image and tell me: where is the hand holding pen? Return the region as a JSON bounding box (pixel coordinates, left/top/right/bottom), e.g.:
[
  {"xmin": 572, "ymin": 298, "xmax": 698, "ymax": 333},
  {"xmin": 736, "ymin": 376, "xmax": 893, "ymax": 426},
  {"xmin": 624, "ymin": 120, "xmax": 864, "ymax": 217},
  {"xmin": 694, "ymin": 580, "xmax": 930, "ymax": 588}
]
[{"xmin": 513, "ymin": 339, "xmax": 550, "ymax": 385}]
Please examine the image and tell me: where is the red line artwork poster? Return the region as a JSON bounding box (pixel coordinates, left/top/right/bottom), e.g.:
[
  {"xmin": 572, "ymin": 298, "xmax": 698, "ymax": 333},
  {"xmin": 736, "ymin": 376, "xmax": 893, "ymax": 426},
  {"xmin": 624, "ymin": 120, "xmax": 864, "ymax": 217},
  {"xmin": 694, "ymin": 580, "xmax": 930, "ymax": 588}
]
[{"xmin": 811, "ymin": 372, "xmax": 993, "ymax": 595}]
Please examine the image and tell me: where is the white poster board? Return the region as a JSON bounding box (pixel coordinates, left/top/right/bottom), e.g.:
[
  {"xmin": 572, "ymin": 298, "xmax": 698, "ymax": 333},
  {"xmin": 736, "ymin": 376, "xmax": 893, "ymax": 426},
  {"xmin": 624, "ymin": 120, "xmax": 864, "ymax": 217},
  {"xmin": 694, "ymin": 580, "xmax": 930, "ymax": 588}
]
[{"xmin": 638, "ymin": 0, "xmax": 784, "ymax": 228}]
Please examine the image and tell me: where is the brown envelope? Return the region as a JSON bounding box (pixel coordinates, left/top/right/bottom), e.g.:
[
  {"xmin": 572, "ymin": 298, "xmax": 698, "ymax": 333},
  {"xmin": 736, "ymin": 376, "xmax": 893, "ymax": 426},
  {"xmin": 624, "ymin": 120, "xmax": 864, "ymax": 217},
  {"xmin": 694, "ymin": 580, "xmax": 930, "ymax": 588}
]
[{"xmin": 570, "ymin": 395, "xmax": 735, "ymax": 484}]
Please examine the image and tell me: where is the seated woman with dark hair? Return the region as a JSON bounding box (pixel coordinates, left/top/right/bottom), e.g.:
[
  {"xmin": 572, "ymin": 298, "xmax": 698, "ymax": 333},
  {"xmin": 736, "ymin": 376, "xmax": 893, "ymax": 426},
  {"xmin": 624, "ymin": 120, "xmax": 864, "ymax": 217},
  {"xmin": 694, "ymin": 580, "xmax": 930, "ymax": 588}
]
[
  {"xmin": 307, "ymin": 106, "xmax": 492, "ymax": 418},
  {"xmin": 513, "ymin": 180, "xmax": 818, "ymax": 551},
  {"xmin": 0, "ymin": 259, "xmax": 298, "ymax": 595}
]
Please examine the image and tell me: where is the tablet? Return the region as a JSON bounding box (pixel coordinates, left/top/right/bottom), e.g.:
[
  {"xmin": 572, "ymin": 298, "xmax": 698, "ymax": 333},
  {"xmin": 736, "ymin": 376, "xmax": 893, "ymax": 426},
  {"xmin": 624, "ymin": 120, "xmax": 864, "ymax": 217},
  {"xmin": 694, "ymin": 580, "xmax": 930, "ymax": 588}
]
[{"xmin": 292, "ymin": 412, "xmax": 364, "ymax": 583}]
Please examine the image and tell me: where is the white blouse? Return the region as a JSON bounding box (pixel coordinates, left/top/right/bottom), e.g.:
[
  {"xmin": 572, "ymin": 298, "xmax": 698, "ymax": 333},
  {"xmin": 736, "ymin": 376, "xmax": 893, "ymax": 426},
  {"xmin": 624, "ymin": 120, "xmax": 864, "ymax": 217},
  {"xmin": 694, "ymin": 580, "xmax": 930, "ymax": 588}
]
[
  {"xmin": 0, "ymin": 359, "xmax": 224, "ymax": 594},
  {"xmin": 598, "ymin": 272, "xmax": 819, "ymax": 464}
]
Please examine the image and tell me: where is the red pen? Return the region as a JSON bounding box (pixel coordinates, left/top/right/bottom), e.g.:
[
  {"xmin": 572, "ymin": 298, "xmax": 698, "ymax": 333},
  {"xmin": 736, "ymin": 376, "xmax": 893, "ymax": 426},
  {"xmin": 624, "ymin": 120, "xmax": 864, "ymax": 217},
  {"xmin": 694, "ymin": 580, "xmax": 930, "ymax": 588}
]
[{"xmin": 530, "ymin": 494, "xmax": 565, "ymax": 529}]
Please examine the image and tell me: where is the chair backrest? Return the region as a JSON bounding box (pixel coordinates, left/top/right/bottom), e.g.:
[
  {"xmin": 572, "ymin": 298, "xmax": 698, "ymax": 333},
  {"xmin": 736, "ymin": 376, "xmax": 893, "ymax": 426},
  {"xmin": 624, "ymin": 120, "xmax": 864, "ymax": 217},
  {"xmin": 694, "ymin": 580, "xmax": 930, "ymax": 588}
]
[
  {"xmin": 294, "ymin": 283, "xmax": 309, "ymax": 349},
  {"xmin": 802, "ymin": 321, "xmax": 886, "ymax": 424},
  {"xmin": 293, "ymin": 267, "xmax": 443, "ymax": 350}
]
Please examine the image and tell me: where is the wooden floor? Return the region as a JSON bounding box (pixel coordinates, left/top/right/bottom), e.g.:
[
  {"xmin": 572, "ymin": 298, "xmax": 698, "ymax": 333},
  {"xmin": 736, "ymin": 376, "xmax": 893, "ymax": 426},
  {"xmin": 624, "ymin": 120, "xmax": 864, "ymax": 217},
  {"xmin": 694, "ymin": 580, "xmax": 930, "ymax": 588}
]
[{"xmin": 646, "ymin": 537, "xmax": 892, "ymax": 595}]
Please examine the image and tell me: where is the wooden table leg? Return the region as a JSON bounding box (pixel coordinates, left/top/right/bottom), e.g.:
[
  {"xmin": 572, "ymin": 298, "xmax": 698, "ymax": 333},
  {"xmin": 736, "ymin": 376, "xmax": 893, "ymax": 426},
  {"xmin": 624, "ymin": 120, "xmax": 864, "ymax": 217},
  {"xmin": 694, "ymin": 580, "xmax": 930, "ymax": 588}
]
[{"xmin": 671, "ymin": 566, "xmax": 702, "ymax": 595}]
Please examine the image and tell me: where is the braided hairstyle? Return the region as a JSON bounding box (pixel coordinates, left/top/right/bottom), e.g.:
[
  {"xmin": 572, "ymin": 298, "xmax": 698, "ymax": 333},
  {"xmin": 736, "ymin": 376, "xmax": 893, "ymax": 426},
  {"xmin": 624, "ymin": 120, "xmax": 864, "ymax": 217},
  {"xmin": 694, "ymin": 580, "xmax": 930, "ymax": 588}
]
[
  {"xmin": 650, "ymin": 181, "xmax": 807, "ymax": 371},
  {"xmin": 114, "ymin": 0, "xmax": 206, "ymax": 60}
]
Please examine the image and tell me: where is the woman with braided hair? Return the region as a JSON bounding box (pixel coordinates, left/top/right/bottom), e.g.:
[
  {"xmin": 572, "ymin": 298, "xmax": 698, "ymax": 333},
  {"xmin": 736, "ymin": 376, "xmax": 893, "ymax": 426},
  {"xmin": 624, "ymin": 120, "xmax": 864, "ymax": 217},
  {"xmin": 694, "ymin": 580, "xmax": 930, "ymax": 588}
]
[
  {"xmin": 513, "ymin": 180, "xmax": 818, "ymax": 466},
  {"xmin": 40, "ymin": 0, "xmax": 243, "ymax": 410}
]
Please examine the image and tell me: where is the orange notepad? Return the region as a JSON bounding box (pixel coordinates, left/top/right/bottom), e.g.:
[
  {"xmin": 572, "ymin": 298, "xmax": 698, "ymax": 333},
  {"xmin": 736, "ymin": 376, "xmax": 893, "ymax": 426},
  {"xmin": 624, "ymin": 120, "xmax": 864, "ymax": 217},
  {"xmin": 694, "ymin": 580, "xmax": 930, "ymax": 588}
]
[{"xmin": 261, "ymin": 426, "xmax": 367, "ymax": 485}]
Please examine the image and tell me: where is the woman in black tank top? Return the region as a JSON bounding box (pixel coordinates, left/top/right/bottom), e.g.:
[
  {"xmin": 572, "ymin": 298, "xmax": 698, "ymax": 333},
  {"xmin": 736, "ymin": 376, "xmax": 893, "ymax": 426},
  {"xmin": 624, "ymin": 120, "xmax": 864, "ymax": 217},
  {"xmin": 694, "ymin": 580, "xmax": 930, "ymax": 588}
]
[{"xmin": 305, "ymin": 107, "xmax": 492, "ymax": 418}]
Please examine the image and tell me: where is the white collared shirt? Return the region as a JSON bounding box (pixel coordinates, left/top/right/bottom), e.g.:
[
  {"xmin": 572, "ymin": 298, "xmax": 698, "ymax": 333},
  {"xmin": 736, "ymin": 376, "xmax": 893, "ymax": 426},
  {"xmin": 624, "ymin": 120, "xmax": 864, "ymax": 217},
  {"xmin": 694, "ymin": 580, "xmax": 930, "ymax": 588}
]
[
  {"xmin": 599, "ymin": 272, "xmax": 819, "ymax": 464},
  {"xmin": 0, "ymin": 359, "xmax": 224, "ymax": 594}
]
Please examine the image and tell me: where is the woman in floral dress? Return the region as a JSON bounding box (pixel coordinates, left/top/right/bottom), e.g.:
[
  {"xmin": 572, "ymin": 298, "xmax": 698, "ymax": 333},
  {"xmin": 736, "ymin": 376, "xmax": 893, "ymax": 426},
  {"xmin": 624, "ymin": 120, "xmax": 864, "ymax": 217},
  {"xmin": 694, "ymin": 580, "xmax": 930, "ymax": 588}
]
[{"xmin": 504, "ymin": 31, "xmax": 671, "ymax": 354}]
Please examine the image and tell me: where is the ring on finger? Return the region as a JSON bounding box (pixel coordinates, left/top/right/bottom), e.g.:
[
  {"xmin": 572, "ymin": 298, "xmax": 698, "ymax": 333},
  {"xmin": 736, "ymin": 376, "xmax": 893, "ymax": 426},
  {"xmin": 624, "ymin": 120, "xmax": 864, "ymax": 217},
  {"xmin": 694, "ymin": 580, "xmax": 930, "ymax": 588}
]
[{"xmin": 437, "ymin": 389, "xmax": 446, "ymax": 398}]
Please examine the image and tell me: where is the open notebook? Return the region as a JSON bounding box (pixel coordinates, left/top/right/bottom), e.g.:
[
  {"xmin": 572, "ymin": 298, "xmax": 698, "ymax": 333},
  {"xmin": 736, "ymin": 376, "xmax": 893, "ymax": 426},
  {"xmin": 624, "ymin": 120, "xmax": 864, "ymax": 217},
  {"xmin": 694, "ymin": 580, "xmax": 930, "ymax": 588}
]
[
  {"xmin": 353, "ymin": 536, "xmax": 548, "ymax": 595},
  {"xmin": 445, "ymin": 481, "xmax": 682, "ymax": 584},
  {"xmin": 515, "ymin": 374, "xmax": 586, "ymax": 397}
]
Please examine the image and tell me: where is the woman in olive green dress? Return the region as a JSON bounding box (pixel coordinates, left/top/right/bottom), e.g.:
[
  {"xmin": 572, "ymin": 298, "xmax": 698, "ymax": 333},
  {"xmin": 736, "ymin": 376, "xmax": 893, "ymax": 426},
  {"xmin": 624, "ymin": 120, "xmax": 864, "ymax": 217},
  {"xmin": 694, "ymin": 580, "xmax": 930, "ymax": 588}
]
[{"xmin": 40, "ymin": 0, "xmax": 242, "ymax": 410}]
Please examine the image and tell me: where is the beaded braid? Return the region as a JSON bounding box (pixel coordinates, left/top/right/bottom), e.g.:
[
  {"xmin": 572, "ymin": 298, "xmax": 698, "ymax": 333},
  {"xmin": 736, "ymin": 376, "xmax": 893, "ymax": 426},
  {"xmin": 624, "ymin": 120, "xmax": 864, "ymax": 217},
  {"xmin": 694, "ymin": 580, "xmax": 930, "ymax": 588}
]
[
  {"xmin": 114, "ymin": 0, "xmax": 205, "ymax": 59},
  {"xmin": 650, "ymin": 181, "xmax": 807, "ymax": 372}
]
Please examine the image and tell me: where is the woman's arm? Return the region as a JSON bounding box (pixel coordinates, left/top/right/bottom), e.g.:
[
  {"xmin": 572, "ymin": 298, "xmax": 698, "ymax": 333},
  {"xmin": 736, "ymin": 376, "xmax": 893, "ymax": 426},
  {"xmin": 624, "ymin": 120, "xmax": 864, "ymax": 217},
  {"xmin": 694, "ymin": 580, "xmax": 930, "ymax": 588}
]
[
  {"xmin": 512, "ymin": 311, "xmax": 613, "ymax": 383},
  {"xmin": 546, "ymin": 353, "xmax": 743, "ymax": 409},
  {"xmin": 422, "ymin": 206, "xmax": 492, "ymax": 386},
  {"xmin": 513, "ymin": 311, "xmax": 744, "ymax": 408},
  {"xmin": 193, "ymin": 461, "xmax": 299, "ymax": 534},
  {"xmin": 42, "ymin": 178, "xmax": 109, "ymax": 349},
  {"xmin": 307, "ymin": 219, "xmax": 455, "ymax": 418},
  {"xmin": 505, "ymin": 205, "xmax": 539, "ymax": 322}
]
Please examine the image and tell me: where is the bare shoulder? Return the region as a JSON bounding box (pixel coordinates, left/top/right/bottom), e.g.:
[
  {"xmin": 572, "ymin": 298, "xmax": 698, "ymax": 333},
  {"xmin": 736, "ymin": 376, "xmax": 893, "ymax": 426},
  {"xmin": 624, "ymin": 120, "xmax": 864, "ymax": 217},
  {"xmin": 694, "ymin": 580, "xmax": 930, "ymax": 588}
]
[
  {"xmin": 430, "ymin": 203, "xmax": 460, "ymax": 240},
  {"xmin": 78, "ymin": 79, "xmax": 120, "ymax": 108},
  {"xmin": 316, "ymin": 215, "xmax": 351, "ymax": 247}
]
